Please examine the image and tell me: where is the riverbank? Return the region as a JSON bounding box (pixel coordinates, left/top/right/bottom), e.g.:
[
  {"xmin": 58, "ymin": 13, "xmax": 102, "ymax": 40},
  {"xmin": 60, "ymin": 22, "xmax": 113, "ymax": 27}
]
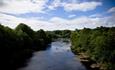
[{"xmin": 76, "ymin": 52, "xmax": 106, "ymax": 70}]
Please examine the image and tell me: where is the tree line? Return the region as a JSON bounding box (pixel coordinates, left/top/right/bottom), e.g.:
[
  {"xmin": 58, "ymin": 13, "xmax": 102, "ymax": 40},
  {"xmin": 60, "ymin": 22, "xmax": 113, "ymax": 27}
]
[
  {"xmin": 0, "ymin": 23, "xmax": 52, "ymax": 70},
  {"xmin": 1, "ymin": 22, "xmax": 115, "ymax": 70},
  {"xmin": 71, "ymin": 27, "xmax": 115, "ymax": 70},
  {"xmin": 46, "ymin": 30, "xmax": 71, "ymax": 40}
]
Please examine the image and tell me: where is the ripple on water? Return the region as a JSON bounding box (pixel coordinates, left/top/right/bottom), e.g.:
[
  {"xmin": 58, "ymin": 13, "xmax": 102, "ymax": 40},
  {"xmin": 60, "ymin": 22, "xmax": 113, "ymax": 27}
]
[{"xmin": 19, "ymin": 41, "xmax": 86, "ymax": 70}]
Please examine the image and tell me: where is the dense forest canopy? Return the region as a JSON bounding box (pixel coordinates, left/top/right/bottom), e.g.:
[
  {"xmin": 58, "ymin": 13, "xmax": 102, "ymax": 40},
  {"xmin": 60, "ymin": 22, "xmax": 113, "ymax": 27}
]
[
  {"xmin": 71, "ymin": 27, "xmax": 115, "ymax": 70},
  {"xmin": 0, "ymin": 23, "xmax": 52, "ymax": 70}
]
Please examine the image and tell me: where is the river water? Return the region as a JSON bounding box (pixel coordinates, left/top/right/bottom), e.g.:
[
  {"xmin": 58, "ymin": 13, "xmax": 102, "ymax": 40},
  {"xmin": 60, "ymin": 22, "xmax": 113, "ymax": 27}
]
[{"xmin": 19, "ymin": 40, "xmax": 86, "ymax": 70}]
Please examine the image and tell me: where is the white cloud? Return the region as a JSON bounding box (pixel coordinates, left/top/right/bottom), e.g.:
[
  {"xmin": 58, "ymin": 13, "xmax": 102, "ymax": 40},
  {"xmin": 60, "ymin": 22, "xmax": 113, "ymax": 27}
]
[
  {"xmin": 108, "ymin": 7, "xmax": 115, "ymax": 13},
  {"xmin": 63, "ymin": 2, "xmax": 102, "ymax": 12},
  {"xmin": 0, "ymin": 0, "xmax": 114, "ymax": 31},
  {"xmin": 0, "ymin": 0, "xmax": 47, "ymax": 14},
  {"xmin": 0, "ymin": 13, "xmax": 53, "ymax": 30},
  {"xmin": 89, "ymin": 13, "xmax": 103, "ymax": 18},
  {"xmin": 49, "ymin": 1, "xmax": 102, "ymax": 12},
  {"xmin": 49, "ymin": 16, "xmax": 100, "ymax": 29},
  {"xmin": 68, "ymin": 14, "xmax": 76, "ymax": 18},
  {"xmin": 48, "ymin": 0, "xmax": 61, "ymax": 10},
  {"xmin": 0, "ymin": 13, "xmax": 115, "ymax": 31},
  {"xmin": 0, "ymin": 0, "xmax": 102, "ymax": 14},
  {"xmin": 49, "ymin": 16, "xmax": 115, "ymax": 30}
]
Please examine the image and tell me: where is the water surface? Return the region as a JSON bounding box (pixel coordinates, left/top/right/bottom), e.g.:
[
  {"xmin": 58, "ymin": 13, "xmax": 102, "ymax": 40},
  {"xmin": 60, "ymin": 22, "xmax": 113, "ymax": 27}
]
[{"xmin": 19, "ymin": 40, "xmax": 86, "ymax": 70}]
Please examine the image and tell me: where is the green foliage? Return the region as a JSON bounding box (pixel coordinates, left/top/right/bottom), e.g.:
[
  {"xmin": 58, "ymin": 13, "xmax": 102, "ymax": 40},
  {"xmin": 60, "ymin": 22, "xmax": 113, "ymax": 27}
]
[
  {"xmin": 0, "ymin": 23, "xmax": 51, "ymax": 70},
  {"xmin": 71, "ymin": 27, "xmax": 115, "ymax": 70},
  {"xmin": 47, "ymin": 30, "xmax": 71, "ymax": 41}
]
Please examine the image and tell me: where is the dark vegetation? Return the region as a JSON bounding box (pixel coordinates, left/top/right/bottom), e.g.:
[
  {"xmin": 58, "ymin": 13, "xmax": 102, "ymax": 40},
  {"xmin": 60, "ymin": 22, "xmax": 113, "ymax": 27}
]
[
  {"xmin": 71, "ymin": 27, "xmax": 115, "ymax": 70},
  {"xmin": 0, "ymin": 22, "xmax": 115, "ymax": 70},
  {"xmin": 46, "ymin": 30, "xmax": 71, "ymax": 40},
  {"xmin": 0, "ymin": 23, "xmax": 51, "ymax": 70}
]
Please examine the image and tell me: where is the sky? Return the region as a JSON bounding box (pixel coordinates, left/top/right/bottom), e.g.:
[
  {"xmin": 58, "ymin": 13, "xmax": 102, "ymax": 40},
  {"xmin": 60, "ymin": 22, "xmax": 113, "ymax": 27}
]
[{"xmin": 0, "ymin": 0, "xmax": 115, "ymax": 31}]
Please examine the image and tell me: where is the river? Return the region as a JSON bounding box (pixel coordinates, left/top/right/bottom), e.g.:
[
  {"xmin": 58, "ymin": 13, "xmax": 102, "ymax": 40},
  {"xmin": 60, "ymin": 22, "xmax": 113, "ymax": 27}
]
[{"xmin": 19, "ymin": 40, "xmax": 86, "ymax": 70}]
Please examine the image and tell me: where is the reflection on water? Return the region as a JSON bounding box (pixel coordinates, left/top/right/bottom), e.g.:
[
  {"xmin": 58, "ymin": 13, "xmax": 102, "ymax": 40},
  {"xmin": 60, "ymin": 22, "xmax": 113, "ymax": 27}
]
[{"xmin": 19, "ymin": 40, "xmax": 86, "ymax": 70}]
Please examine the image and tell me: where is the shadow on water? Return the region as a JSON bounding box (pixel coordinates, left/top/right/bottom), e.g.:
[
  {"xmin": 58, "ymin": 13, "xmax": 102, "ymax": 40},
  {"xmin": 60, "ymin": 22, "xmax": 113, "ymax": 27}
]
[
  {"xmin": 19, "ymin": 44, "xmax": 52, "ymax": 68},
  {"xmin": 18, "ymin": 39, "xmax": 86, "ymax": 70}
]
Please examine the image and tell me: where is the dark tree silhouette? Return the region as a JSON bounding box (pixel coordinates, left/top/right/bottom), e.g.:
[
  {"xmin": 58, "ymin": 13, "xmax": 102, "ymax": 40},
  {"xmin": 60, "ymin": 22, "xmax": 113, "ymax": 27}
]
[{"xmin": 0, "ymin": 23, "xmax": 52, "ymax": 70}]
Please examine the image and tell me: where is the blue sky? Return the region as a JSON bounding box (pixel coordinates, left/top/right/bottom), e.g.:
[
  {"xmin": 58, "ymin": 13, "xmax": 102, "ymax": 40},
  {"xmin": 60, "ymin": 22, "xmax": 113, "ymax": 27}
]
[{"xmin": 0, "ymin": 0, "xmax": 115, "ymax": 30}]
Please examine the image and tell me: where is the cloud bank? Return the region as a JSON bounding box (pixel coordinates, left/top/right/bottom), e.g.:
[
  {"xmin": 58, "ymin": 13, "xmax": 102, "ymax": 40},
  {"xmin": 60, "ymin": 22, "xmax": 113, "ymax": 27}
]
[
  {"xmin": 0, "ymin": 12, "xmax": 115, "ymax": 31},
  {"xmin": 0, "ymin": 0, "xmax": 115, "ymax": 31},
  {"xmin": 48, "ymin": 0, "xmax": 102, "ymax": 12},
  {"xmin": 0, "ymin": 0, "xmax": 47, "ymax": 14}
]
